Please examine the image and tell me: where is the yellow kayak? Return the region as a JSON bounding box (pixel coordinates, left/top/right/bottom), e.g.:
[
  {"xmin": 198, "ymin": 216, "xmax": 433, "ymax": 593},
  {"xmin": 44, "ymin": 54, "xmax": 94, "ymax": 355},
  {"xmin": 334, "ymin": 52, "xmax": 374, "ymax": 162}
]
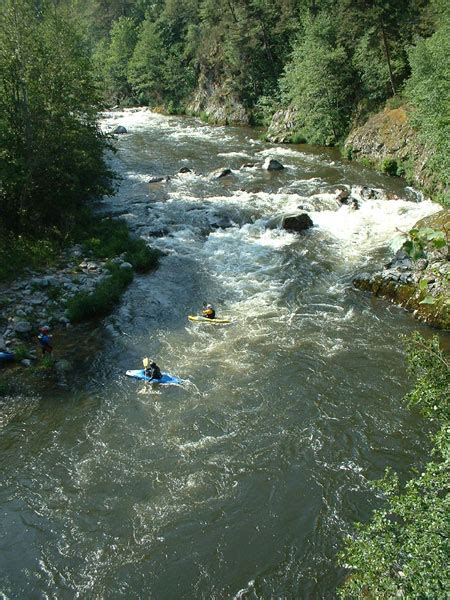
[{"xmin": 188, "ymin": 315, "xmax": 232, "ymax": 324}]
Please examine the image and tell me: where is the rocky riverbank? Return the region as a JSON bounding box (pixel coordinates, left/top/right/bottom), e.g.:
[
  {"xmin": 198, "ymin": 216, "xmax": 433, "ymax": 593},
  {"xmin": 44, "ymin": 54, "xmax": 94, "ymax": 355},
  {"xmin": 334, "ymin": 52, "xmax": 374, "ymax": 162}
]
[
  {"xmin": 354, "ymin": 211, "xmax": 450, "ymax": 329},
  {"xmin": 0, "ymin": 245, "xmax": 138, "ymax": 368}
]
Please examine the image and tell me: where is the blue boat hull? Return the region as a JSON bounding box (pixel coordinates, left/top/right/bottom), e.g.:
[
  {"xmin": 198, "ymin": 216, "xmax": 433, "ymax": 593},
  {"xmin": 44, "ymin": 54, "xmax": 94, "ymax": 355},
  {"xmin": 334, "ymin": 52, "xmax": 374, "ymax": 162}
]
[
  {"xmin": 126, "ymin": 369, "xmax": 182, "ymax": 385},
  {"xmin": 0, "ymin": 351, "xmax": 14, "ymax": 363}
]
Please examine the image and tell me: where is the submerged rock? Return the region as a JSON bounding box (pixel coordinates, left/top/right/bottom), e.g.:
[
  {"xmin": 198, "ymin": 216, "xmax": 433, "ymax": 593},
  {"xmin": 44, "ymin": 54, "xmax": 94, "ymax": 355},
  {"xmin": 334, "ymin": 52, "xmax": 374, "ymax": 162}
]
[
  {"xmin": 112, "ymin": 125, "xmax": 127, "ymax": 134},
  {"xmin": 210, "ymin": 168, "xmax": 232, "ymax": 179},
  {"xmin": 282, "ymin": 213, "xmax": 314, "ymax": 233},
  {"xmin": 148, "ymin": 176, "xmax": 166, "ymax": 184},
  {"xmin": 178, "ymin": 167, "xmax": 192, "ymax": 174}
]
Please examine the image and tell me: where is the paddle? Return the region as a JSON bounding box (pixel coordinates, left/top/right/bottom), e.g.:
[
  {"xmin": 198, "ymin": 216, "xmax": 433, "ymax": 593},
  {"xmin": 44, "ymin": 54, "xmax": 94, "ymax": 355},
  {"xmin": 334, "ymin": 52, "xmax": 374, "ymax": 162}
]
[{"xmin": 143, "ymin": 356, "xmax": 150, "ymax": 387}]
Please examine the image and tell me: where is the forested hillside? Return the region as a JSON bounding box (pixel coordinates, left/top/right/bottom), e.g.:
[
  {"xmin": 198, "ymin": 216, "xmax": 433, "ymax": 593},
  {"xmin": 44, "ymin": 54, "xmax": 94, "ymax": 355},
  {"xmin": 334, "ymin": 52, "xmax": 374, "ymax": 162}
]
[
  {"xmin": 53, "ymin": 0, "xmax": 448, "ymax": 197},
  {"xmin": 1, "ymin": 0, "xmax": 448, "ymax": 234}
]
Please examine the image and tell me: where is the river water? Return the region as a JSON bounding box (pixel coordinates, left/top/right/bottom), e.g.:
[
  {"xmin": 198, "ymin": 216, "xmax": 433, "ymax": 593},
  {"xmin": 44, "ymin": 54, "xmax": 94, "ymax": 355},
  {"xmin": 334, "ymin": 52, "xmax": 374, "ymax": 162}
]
[{"xmin": 0, "ymin": 109, "xmax": 445, "ymax": 599}]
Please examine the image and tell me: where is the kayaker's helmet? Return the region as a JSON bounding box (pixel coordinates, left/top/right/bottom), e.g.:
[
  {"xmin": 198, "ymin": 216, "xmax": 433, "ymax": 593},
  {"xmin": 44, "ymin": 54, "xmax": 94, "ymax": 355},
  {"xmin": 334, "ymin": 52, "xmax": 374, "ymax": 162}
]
[
  {"xmin": 40, "ymin": 325, "xmax": 50, "ymax": 332},
  {"xmin": 206, "ymin": 304, "xmax": 213, "ymax": 309}
]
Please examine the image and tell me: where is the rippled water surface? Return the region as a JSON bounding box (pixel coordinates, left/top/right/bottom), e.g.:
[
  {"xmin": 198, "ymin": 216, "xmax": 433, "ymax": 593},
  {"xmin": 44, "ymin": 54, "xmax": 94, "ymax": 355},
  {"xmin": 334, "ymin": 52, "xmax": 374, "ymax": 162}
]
[{"xmin": 0, "ymin": 109, "xmax": 445, "ymax": 599}]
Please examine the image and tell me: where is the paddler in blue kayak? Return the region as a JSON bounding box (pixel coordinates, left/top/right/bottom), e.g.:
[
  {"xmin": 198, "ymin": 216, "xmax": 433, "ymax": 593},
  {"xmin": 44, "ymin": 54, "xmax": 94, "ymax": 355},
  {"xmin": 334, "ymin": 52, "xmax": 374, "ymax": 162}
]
[
  {"xmin": 38, "ymin": 325, "xmax": 53, "ymax": 356},
  {"xmin": 202, "ymin": 303, "xmax": 216, "ymax": 319},
  {"xmin": 144, "ymin": 358, "xmax": 162, "ymax": 380}
]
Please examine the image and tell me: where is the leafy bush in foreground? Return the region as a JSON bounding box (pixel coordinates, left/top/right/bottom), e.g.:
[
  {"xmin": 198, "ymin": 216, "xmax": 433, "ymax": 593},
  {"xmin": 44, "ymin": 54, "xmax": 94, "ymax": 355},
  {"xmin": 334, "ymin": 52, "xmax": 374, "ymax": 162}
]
[
  {"xmin": 66, "ymin": 263, "xmax": 133, "ymax": 322},
  {"xmin": 339, "ymin": 334, "xmax": 449, "ymax": 598}
]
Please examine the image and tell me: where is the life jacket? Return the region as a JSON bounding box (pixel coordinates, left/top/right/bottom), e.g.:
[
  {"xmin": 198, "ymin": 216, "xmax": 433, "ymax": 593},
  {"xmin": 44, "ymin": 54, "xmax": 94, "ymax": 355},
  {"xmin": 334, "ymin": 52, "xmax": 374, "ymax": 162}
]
[
  {"xmin": 202, "ymin": 307, "xmax": 215, "ymax": 319},
  {"xmin": 38, "ymin": 334, "xmax": 52, "ymax": 347},
  {"xmin": 147, "ymin": 363, "xmax": 162, "ymax": 379}
]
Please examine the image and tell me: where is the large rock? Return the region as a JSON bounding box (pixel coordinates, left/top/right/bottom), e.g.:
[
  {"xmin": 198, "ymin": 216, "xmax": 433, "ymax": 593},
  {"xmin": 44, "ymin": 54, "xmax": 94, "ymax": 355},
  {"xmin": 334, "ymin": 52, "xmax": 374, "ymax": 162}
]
[
  {"xmin": 178, "ymin": 167, "xmax": 192, "ymax": 174},
  {"xmin": 282, "ymin": 213, "xmax": 314, "ymax": 233},
  {"xmin": 266, "ymin": 106, "xmax": 301, "ymax": 143},
  {"xmin": 148, "ymin": 176, "xmax": 165, "ymax": 184},
  {"xmin": 112, "ymin": 125, "xmax": 127, "ymax": 134},
  {"xmin": 263, "ymin": 157, "xmax": 284, "ymax": 171},
  {"xmin": 14, "ymin": 321, "xmax": 32, "ymax": 334},
  {"xmin": 187, "ymin": 76, "xmax": 250, "ymax": 125},
  {"xmin": 345, "ymin": 106, "xmax": 439, "ymax": 192}
]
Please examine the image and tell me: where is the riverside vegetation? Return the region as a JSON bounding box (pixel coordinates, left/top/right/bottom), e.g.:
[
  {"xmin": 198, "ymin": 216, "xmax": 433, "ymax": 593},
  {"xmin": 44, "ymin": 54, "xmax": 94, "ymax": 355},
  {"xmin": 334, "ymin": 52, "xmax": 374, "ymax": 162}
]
[{"xmin": 0, "ymin": 0, "xmax": 448, "ymax": 597}]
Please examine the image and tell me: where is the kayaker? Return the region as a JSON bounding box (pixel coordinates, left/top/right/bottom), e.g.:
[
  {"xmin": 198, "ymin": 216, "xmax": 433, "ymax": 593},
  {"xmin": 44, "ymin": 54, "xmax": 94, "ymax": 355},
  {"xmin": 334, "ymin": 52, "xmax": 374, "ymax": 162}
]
[
  {"xmin": 202, "ymin": 303, "xmax": 216, "ymax": 319},
  {"xmin": 38, "ymin": 325, "xmax": 53, "ymax": 356},
  {"xmin": 144, "ymin": 360, "xmax": 162, "ymax": 380}
]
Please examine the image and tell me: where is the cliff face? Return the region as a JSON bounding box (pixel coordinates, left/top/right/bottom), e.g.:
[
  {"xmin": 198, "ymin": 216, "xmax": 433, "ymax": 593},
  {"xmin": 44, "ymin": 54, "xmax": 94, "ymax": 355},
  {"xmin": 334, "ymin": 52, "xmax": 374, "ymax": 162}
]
[
  {"xmin": 266, "ymin": 106, "xmax": 300, "ymax": 143},
  {"xmin": 345, "ymin": 106, "xmax": 435, "ymax": 192},
  {"xmin": 187, "ymin": 74, "xmax": 250, "ymax": 125}
]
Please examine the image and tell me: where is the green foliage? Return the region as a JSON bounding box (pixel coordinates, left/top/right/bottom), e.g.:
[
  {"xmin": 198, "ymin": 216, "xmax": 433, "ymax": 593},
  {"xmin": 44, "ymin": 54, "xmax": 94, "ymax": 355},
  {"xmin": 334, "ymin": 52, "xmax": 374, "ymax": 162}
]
[
  {"xmin": 379, "ymin": 158, "xmax": 399, "ymax": 176},
  {"xmin": 404, "ymin": 333, "xmax": 450, "ymax": 421},
  {"xmin": 93, "ymin": 16, "xmax": 139, "ymax": 105},
  {"xmin": 289, "ymin": 132, "xmax": 307, "ymax": 144},
  {"xmin": 66, "ymin": 263, "xmax": 134, "ymax": 322},
  {"xmin": 403, "ymin": 227, "xmax": 448, "ymax": 260},
  {"xmin": 406, "ymin": 9, "xmax": 450, "ymax": 192},
  {"xmin": 77, "ymin": 217, "xmax": 161, "ymax": 272},
  {"xmin": 281, "ymin": 13, "xmax": 354, "ymax": 145},
  {"xmin": 13, "ymin": 344, "xmax": 29, "ymax": 361},
  {"xmin": 0, "ymin": 0, "xmax": 115, "ymax": 234},
  {"xmin": 124, "ymin": 241, "xmax": 162, "ymax": 273},
  {"xmin": 339, "ymin": 334, "xmax": 449, "ymax": 598},
  {"xmin": 342, "ymin": 146, "xmax": 354, "ymax": 160},
  {"xmin": 0, "ymin": 233, "xmax": 59, "ymax": 282}
]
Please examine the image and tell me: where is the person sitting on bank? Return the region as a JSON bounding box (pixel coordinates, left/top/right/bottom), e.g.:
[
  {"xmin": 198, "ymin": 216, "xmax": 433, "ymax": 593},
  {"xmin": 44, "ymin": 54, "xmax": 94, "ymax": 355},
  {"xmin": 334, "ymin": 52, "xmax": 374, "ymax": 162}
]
[
  {"xmin": 38, "ymin": 326, "xmax": 53, "ymax": 356},
  {"xmin": 144, "ymin": 360, "xmax": 162, "ymax": 380},
  {"xmin": 202, "ymin": 304, "xmax": 216, "ymax": 319}
]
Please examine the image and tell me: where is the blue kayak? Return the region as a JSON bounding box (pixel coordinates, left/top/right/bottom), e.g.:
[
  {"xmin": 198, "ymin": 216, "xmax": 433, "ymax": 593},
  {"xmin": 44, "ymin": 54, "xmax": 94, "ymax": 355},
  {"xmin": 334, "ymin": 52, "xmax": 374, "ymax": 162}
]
[
  {"xmin": 126, "ymin": 369, "xmax": 182, "ymax": 385},
  {"xmin": 0, "ymin": 351, "xmax": 14, "ymax": 363}
]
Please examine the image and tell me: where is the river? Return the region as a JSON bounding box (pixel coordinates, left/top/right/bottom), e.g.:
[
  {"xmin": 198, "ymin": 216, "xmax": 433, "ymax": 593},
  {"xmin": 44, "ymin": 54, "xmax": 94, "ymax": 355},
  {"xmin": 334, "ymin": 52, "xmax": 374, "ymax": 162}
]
[{"xmin": 0, "ymin": 109, "xmax": 444, "ymax": 599}]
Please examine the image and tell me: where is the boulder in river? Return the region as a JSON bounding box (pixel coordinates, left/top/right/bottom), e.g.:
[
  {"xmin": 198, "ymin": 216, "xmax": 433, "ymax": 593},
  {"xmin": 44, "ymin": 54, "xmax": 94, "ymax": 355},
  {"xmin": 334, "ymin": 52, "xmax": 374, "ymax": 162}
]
[
  {"xmin": 178, "ymin": 167, "xmax": 193, "ymax": 174},
  {"xmin": 282, "ymin": 213, "xmax": 314, "ymax": 233},
  {"xmin": 263, "ymin": 157, "xmax": 284, "ymax": 171},
  {"xmin": 148, "ymin": 176, "xmax": 166, "ymax": 184},
  {"xmin": 241, "ymin": 163, "xmax": 256, "ymax": 169},
  {"xmin": 112, "ymin": 125, "xmax": 127, "ymax": 134},
  {"xmin": 210, "ymin": 168, "xmax": 233, "ymax": 179}
]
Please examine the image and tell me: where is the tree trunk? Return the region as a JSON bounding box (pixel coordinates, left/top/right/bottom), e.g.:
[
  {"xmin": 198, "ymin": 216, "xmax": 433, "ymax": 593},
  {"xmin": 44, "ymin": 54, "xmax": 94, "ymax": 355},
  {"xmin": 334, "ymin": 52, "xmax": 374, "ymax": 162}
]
[{"xmin": 380, "ymin": 19, "xmax": 396, "ymax": 96}]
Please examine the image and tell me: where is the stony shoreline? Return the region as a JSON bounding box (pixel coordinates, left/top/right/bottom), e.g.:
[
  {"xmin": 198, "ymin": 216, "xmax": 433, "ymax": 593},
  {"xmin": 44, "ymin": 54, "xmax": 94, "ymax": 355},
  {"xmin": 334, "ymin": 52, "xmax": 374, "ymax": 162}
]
[
  {"xmin": 0, "ymin": 244, "xmax": 135, "ymax": 367},
  {"xmin": 354, "ymin": 211, "xmax": 449, "ymax": 329}
]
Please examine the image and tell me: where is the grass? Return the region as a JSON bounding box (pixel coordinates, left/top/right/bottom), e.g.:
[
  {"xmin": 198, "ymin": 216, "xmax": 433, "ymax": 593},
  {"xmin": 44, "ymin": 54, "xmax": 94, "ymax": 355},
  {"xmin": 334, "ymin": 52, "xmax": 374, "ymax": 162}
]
[
  {"xmin": 78, "ymin": 217, "xmax": 162, "ymax": 272},
  {"xmin": 66, "ymin": 263, "xmax": 134, "ymax": 322}
]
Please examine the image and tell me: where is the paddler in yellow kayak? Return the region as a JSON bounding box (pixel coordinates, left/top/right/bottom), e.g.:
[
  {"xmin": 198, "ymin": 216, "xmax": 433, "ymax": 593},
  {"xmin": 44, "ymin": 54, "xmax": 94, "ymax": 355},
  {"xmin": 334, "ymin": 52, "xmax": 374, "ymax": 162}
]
[{"xmin": 202, "ymin": 303, "xmax": 216, "ymax": 319}]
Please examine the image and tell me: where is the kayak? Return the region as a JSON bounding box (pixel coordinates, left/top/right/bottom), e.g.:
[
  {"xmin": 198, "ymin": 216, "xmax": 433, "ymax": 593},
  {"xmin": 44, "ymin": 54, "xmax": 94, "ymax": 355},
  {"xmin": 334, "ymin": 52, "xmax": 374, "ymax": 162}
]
[
  {"xmin": 0, "ymin": 351, "xmax": 14, "ymax": 363},
  {"xmin": 188, "ymin": 315, "xmax": 231, "ymax": 324},
  {"xmin": 126, "ymin": 369, "xmax": 182, "ymax": 385}
]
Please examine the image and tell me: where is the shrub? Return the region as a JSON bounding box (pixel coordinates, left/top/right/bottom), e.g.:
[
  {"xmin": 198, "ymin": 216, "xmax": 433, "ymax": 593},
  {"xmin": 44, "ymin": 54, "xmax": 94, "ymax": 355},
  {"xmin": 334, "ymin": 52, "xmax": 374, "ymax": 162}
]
[
  {"xmin": 290, "ymin": 132, "xmax": 307, "ymax": 144},
  {"xmin": 339, "ymin": 334, "xmax": 449, "ymax": 598},
  {"xmin": 124, "ymin": 240, "xmax": 162, "ymax": 273},
  {"xmin": 0, "ymin": 233, "xmax": 59, "ymax": 282},
  {"xmin": 379, "ymin": 157, "xmax": 399, "ymax": 175},
  {"xmin": 66, "ymin": 263, "xmax": 133, "ymax": 322}
]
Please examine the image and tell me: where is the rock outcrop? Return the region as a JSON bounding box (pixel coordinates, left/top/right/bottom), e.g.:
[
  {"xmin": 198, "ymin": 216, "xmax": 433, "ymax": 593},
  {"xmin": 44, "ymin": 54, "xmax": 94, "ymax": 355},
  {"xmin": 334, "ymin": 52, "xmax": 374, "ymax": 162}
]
[
  {"xmin": 187, "ymin": 75, "xmax": 250, "ymax": 125},
  {"xmin": 353, "ymin": 210, "xmax": 450, "ymax": 329},
  {"xmin": 266, "ymin": 106, "xmax": 301, "ymax": 143},
  {"xmin": 345, "ymin": 106, "xmax": 437, "ymax": 192}
]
